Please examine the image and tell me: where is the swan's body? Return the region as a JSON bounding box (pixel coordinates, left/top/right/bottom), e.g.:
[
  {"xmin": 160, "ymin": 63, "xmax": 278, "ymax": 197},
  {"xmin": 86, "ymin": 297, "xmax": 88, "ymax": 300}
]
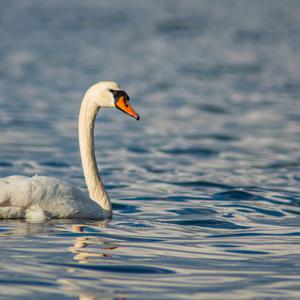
[
  {"xmin": 0, "ymin": 81, "xmax": 139, "ymax": 220},
  {"xmin": 0, "ymin": 176, "xmax": 103, "ymax": 219}
]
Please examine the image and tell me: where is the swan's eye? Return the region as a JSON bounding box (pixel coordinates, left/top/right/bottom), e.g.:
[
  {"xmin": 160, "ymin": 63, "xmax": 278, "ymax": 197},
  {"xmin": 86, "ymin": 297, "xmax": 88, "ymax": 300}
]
[{"xmin": 110, "ymin": 90, "xmax": 130, "ymax": 103}]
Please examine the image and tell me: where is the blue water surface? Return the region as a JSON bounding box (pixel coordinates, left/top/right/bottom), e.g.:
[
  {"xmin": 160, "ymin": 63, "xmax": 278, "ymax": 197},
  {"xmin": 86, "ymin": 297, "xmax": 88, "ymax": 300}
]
[{"xmin": 0, "ymin": 0, "xmax": 300, "ymax": 299}]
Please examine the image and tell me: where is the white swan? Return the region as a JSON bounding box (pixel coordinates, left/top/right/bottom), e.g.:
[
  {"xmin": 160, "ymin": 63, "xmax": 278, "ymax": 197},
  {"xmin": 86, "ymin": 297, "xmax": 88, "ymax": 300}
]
[{"xmin": 0, "ymin": 81, "xmax": 139, "ymax": 220}]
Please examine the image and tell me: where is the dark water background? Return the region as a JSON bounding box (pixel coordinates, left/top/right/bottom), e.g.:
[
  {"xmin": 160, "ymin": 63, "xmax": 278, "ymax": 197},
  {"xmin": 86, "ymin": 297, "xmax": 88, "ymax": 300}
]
[{"xmin": 1, "ymin": 0, "xmax": 300, "ymax": 299}]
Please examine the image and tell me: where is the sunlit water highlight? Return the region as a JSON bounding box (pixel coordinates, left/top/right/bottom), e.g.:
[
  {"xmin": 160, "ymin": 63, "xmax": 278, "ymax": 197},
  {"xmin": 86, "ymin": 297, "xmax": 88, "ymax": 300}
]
[{"xmin": 0, "ymin": 0, "xmax": 300, "ymax": 299}]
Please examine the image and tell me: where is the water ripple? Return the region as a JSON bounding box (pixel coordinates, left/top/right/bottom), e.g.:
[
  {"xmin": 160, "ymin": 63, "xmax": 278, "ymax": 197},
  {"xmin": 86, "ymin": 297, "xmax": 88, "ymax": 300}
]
[
  {"xmin": 213, "ymin": 190, "xmax": 267, "ymax": 201},
  {"xmin": 164, "ymin": 219, "xmax": 250, "ymax": 230},
  {"xmin": 50, "ymin": 262, "xmax": 175, "ymax": 274}
]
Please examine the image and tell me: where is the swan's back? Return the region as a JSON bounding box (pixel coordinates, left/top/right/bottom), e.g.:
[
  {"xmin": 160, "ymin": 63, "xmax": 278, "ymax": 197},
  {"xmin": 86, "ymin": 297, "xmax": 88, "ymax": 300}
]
[{"xmin": 0, "ymin": 175, "xmax": 104, "ymax": 220}]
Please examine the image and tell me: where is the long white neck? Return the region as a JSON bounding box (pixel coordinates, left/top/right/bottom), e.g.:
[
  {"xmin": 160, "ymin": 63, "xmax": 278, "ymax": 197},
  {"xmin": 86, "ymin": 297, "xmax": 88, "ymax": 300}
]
[{"xmin": 78, "ymin": 93, "xmax": 112, "ymax": 218}]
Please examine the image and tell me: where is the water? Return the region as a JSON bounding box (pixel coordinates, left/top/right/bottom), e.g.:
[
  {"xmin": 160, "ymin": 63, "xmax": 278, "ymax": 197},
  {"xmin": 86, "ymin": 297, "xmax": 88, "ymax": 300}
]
[{"xmin": 0, "ymin": 0, "xmax": 300, "ymax": 298}]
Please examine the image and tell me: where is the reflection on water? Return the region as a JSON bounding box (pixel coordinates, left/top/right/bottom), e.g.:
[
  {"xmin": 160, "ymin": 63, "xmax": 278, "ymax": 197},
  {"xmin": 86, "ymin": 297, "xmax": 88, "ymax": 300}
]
[
  {"xmin": 1, "ymin": 0, "xmax": 300, "ymax": 299},
  {"xmin": 69, "ymin": 224, "xmax": 118, "ymax": 262},
  {"xmin": 61, "ymin": 224, "xmax": 120, "ymax": 300}
]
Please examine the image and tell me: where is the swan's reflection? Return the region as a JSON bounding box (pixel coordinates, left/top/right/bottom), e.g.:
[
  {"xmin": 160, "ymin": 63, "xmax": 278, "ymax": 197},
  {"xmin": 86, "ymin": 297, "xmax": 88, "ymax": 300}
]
[
  {"xmin": 58, "ymin": 223, "xmax": 125, "ymax": 300},
  {"xmin": 68, "ymin": 224, "xmax": 118, "ymax": 263},
  {"xmin": 58, "ymin": 221, "xmax": 126, "ymax": 300},
  {"xmin": 0, "ymin": 220, "xmax": 50, "ymax": 235}
]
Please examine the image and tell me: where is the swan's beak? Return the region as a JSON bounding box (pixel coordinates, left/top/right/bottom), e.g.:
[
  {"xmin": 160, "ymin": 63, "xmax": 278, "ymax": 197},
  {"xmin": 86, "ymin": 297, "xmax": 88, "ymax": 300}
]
[{"xmin": 115, "ymin": 96, "xmax": 140, "ymax": 121}]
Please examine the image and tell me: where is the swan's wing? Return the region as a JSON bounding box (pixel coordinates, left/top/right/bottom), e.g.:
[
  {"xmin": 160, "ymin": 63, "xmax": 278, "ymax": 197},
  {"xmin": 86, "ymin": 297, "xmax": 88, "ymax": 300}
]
[
  {"xmin": 0, "ymin": 175, "xmax": 78, "ymax": 208},
  {"xmin": 0, "ymin": 176, "xmax": 34, "ymax": 208},
  {"xmin": 0, "ymin": 175, "xmax": 104, "ymax": 219}
]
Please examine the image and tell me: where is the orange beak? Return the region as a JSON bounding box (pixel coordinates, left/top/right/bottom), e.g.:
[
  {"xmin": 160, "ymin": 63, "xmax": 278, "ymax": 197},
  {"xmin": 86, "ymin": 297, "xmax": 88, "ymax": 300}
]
[{"xmin": 115, "ymin": 95, "xmax": 140, "ymax": 121}]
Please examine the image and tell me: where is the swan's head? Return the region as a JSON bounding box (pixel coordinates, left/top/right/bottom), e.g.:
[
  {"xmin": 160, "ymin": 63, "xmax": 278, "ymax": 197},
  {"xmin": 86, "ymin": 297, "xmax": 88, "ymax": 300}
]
[{"xmin": 87, "ymin": 81, "xmax": 140, "ymax": 120}]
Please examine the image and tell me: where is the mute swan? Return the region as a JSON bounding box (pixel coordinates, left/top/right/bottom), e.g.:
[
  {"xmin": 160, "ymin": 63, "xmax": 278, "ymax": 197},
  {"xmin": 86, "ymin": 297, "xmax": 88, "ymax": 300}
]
[{"xmin": 0, "ymin": 81, "xmax": 139, "ymax": 220}]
